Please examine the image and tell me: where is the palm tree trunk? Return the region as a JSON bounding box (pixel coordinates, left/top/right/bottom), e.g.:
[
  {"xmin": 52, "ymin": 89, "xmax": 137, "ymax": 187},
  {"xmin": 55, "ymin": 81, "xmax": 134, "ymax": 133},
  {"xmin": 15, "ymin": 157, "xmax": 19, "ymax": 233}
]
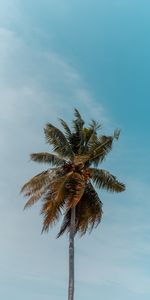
[{"xmin": 68, "ymin": 206, "xmax": 75, "ymax": 300}]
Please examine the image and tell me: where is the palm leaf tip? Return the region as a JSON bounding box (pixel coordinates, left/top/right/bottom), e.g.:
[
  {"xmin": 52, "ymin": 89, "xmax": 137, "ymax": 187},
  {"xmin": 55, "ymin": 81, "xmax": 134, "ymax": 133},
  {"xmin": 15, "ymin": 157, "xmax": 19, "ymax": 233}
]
[
  {"xmin": 89, "ymin": 119, "xmax": 102, "ymax": 131},
  {"xmin": 44, "ymin": 123, "xmax": 74, "ymax": 159},
  {"xmin": 59, "ymin": 118, "xmax": 72, "ymax": 138},
  {"xmin": 41, "ymin": 205, "xmax": 61, "ymax": 234},
  {"xmin": 89, "ymin": 168, "xmax": 125, "ymax": 193},
  {"xmin": 73, "ymin": 108, "xmax": 85, "ymax": 126},
  {"xmin": 74, "ymin": 108, "xmax": 83, "ymax": 120},
  {"xmin": 114, "ymin": 129, "xmax": 121, "ymax": 140},
  {"xmin": 118, "ymin": 182, "xmax": 125, "ymax": 192}
]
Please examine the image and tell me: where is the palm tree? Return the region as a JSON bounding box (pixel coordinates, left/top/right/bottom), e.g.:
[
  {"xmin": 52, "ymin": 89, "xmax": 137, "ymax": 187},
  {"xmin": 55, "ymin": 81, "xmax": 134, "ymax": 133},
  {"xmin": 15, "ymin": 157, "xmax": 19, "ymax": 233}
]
[{"xmin": 21, "ymin": 109, "xmax": 125, "ymax": 300}]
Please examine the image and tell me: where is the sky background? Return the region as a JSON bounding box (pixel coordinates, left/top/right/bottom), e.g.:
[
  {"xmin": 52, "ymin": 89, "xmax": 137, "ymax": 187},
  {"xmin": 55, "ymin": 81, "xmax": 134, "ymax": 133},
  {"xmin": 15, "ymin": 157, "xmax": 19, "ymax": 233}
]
[{"xmin": 0, "ymin": 1, "xmax": 150, "ymax": 299}]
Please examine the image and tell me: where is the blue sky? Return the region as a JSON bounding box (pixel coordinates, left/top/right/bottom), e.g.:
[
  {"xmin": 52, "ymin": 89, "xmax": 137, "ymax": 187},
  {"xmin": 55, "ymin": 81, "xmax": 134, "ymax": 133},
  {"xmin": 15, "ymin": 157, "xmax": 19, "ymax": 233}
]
[{"xmin": 0, "ymin": 1, "xmax": 150, "ymax": 299}]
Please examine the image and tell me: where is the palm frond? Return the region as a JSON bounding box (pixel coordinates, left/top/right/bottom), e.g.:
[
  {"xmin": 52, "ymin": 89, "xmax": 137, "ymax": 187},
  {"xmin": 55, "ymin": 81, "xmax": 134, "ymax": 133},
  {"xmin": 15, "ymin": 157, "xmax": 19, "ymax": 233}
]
[
  {"xmin": 89, "ymin": 168, "xmax": 125, "ymax": 192},
  {"xmin": 85, "ymin": 129, "xmax": 121, "ymax": 166},
  {"xmin": 52, "ymin": 174, "xmax": 71, "ymax": 205},
  {"xmin": 56, "ymin": 209, "xmax": 71, "ymax": 238},
  {"xmin": 59, "ymin": 118, "xmax": 72, "ymax": 140},
  {"xmin": 21, "ymin": 168, "xmax": 62, "ymax": 197},
  {"xmin": 85, "ymin": 120, "xmax": 101, "ymax": 147},
  {"xmin": 87, "ymin": 135, "xmax": 113, "ymax": 166},
  {"xmin": 89, "ymin": 120, "xmax": 102, "ymax": 131},
  {"xmin": 30, "ymin": 152, "xmax": 66, "ymax": 166},
  {"xmin": 75, "ymin": 182, "xmax": 103, "ymax": 236},
  {"xmin": 70, "ymin": 109, "xmax": 85, "ymax": 154},
  {"xmin": 57, "ymin": 183, "xmax": 103, "ymax": 237},
  {"xmin": 22, "ymin": 169, "xmax": 64, "ymax": 209},
  {"xmin": 41, "ymin": 198, "xmax": 61, "ymax": 233},
  {"xmin": 24, "ymin": 187, "xmax": 46, "ymax": 209},
  {"xmin": 82, "ymin": 121, "xmax": 100, "ymax": 154},
  {"xmin": 66, "ymin": 172, "xmax": 85, "ymax": 208},
  {"xmin": 114, "ymin": 129, "xmax": 120, "ymax": 140},
  {"xmin": 73, "ymin": 154, "xmax": 89, "ymax": 166},
  {"xmin": 44, "ymin": 123, "xmax": 74, "ymax": 159},
  {"xmin": 21, "ymin": 171, "xmax": 50, "ymax": 196},
  {"xmin": 41, "ymin": 173, "xmax": 73, "ymax": 232},
  {"xmin": 74, "ymin": 108, "xmax": 84, "ymax": 125}
]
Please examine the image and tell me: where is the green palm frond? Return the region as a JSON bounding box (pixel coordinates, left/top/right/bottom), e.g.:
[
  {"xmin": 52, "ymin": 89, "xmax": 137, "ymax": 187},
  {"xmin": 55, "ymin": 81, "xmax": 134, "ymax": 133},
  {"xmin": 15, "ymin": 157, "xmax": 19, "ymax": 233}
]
[
  {"xmin": 44, "ymin": 123, "xmax": 74, "ymax": 159},
  {"xmin": 59, "ymin": 118, "xmax": 72, "ymax": 140},
  {"xmin": 30, "ymin": 152, "xmax": 66, "ymax": 166},
  {"xmin": 86, "ymin": 129, "xmax": 121, "ymax": 166},
  {"xmin": 70, "ymin": 109, "xmax": 85, "ymax": 154},
  {"xmin": 82, "ymin": 122, "xmax": 99, "ymax": 154},
  {"xmin": 87, "ymin": 135, "xmax": 113, "ymax": 166},
  {"xmin": 85, "ymin": 120, "xmax": 101, "ymax": 144},
  {"xmin": 89, "ymin": 120, "xmax": 102, "ymax": 132},
  {"xmin": 89, "ymin": 168, "xmax": 125, "ymax": 192},
  {"xmin": 74, "ymin": 109, "xmax": 84, "ymax": 126}
]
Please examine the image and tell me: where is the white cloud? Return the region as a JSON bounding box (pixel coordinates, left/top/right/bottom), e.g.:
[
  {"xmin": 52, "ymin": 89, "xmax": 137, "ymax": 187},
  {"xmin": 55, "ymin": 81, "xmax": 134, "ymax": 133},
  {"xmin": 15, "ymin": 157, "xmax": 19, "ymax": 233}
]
[{"xmin": 0, "ymin": 27, "xmax": 108, "ymax": 123}]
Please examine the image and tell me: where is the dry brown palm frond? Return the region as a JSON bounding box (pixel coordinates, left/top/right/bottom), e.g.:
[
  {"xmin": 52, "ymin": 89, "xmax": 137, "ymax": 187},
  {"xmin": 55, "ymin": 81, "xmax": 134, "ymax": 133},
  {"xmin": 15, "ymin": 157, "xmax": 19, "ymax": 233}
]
[
  {"xmin": 89, "ymin": 168, "xmax": 125, "ymax": 192},
  {"xmin": 41, "ymin": 173, "xmax": 73, "ymax": 232},
  {"xmin": 66, "ymin": 172, "xmax": 86, "ymax": 208},
  {"xmin": 30, "ymin": 152, "xmax": 66, "ymax": 166},
  {"xmin": 73, "ymin": 154, "xmax": 89, "ymax": 166},
  {"xmin": 24, "ymin": 187, "xmax": 47, "ymax": 209},
  {"xmin": 75, "ymin": 182, "xmax": 103, "ymax": 236},
  {"xmin": 41, "ymin": 193, "xmax": 63, "ymax": 233},
  {"xmin": 42, "ymin": 202, "xmax": 61, "ymax": 233},
  {"xmin": 51, "ymin": 174, "xmax": 72, "ymax": 206},
  {"xmin": 21, "ymin": 171, "xmax": 50, "ymax": 196},
  {"xmin": 57, "ymin": 209, "xmax": 71, "ymax": 238},
  {"xmin": 21, "ymin": 168, "xmax": 64, "ymax": 197},
  {"xmin": 40, "ymin": 191, "xmax": 53, "ymax": 214},
  {"xmin": 57, "ymin": 182, "xmax": 103, "ymax": 237}
]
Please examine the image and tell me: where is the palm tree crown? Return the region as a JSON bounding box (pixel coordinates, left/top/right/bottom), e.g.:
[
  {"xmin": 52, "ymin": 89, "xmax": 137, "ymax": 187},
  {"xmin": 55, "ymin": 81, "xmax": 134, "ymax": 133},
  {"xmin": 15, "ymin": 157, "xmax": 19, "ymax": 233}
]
[{"xmin": 21, "ymin": 109, "xmax": 125, "ymax": 237}]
